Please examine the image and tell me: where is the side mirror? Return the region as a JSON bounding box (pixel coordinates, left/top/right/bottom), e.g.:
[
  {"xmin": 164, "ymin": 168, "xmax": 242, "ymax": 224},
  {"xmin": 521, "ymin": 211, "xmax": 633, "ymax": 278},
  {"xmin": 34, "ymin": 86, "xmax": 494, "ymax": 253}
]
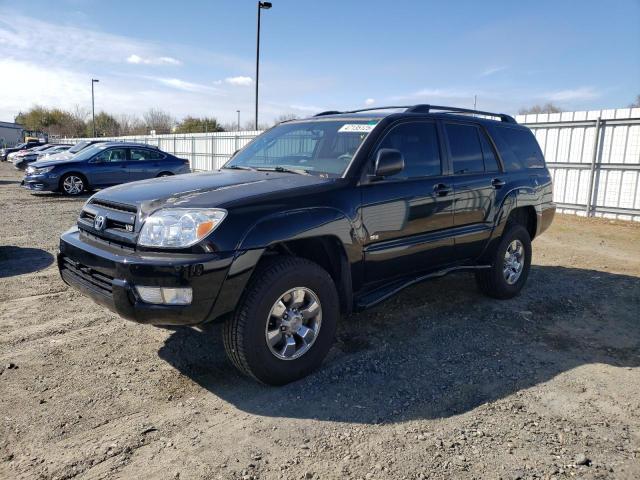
[{"xmin": 373, "ymin": 148, "xmax": 404, "ymax": 178}]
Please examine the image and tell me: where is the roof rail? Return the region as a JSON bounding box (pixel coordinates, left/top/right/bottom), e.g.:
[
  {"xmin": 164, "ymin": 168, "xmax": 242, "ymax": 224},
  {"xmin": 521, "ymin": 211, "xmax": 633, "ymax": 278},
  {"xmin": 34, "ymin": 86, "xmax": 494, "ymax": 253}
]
[
  {"xmin": 314, "ymin": 104, "xmax": 516, "ymax": 123},
  {"xmin": 405, "ymin": 104, "xmax": 516, "ymax": 123}
]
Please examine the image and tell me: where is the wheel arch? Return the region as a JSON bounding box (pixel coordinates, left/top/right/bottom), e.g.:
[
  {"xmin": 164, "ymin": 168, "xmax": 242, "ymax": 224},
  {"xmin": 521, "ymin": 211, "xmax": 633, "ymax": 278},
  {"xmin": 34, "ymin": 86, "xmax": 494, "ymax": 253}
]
[{"xmin": 59, "ymin": 171, "xmax": 89, "ymax": 192}]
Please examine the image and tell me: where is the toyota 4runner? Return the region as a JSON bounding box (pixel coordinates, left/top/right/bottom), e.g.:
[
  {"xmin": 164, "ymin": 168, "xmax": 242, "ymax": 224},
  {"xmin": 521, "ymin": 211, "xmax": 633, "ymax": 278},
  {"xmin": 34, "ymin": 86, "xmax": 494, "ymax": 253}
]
[{"xmin": 58, "ymin": 104, "xmax": 555, "ymax": 385}]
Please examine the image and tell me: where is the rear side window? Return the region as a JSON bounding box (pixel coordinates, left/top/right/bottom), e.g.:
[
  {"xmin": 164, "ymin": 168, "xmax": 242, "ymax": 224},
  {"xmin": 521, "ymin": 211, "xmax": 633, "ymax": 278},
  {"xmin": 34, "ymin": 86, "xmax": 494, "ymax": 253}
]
[
  {"xmin": 130, "ymin": 148, "xmax": 164, "ymax": 161},
  {"xmin": 375, "ymin": 121, "xmax": 441, "ymax": 178},
  {"xmin": 444, "ymin": 123, "xmax": 484, "ymax": 174},
  {"xmin": 491, "ymin": 126, "xmax": 545, "ymax": 170},
  {"xmin": 478, "ymin": 130, "xmax": 500, "ymax": 172}
]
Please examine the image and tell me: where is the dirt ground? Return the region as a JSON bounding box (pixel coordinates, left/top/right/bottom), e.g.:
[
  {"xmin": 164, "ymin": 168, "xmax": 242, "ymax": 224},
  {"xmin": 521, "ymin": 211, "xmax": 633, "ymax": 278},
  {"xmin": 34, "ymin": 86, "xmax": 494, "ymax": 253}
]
[{"xmin": 0, "ymin": 161, "xmax": 639, "ymax": 480}]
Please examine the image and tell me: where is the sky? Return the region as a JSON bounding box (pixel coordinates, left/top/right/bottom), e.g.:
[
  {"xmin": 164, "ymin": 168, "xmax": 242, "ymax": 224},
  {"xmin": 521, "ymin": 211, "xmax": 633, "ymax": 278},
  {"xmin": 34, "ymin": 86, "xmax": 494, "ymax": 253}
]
[{"xmin": 0, "ymin": 0, "xmax": 639, "ymax": 125}]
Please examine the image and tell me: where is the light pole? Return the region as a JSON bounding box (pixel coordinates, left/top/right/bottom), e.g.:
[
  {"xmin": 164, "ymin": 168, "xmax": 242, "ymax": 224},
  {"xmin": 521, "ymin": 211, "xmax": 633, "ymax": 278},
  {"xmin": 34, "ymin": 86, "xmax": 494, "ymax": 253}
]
[
  {"xmin": 91, "ymin": 79, "xmax": 99, "ymax": 137},
  {"xmin": 237, "ymin": 110, "xmax": 241, "ymax": 132},
  {"xmin": 255, "ymin": 1, "xmax": 272, "ymax": 130}
]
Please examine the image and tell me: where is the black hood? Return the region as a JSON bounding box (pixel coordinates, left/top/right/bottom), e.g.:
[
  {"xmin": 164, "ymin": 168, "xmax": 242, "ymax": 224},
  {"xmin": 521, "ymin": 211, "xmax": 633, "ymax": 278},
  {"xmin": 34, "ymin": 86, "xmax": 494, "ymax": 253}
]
[{"xmin": 91, "ymin": 170, "xmax": 336, "ymax": 215}]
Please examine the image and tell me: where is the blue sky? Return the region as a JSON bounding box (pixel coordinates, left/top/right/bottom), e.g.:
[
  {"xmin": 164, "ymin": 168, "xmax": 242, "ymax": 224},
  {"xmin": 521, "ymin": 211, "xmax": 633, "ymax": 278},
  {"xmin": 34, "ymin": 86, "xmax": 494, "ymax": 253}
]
[{"xmin": 0, "ymin": 0, "xmax": 638, "ymax": 124}]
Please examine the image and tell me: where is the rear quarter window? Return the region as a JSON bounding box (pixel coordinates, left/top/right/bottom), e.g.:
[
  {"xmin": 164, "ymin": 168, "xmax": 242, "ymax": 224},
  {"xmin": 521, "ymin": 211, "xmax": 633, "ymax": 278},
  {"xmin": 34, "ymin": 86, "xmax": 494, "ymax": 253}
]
[{"xmin": 490, "ymin": 126, "xmax": 545, "ymax": 171}]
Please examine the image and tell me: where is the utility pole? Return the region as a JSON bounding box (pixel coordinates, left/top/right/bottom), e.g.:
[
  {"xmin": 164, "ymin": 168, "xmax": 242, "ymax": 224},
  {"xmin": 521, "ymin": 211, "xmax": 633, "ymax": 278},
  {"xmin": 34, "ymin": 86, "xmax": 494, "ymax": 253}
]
[
  {"xmin": 91, "ymin": 78, "xmax": 99, "ymax": 137},
  {"xmin": 255, "ymin": 1, "xmax": 272, "ymax": 130}
]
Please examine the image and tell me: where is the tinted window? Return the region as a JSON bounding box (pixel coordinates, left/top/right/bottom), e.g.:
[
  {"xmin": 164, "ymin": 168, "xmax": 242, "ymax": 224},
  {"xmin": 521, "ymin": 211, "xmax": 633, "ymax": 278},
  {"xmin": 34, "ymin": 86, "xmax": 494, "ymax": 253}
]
[
  {"xmin": 94, "ymin": 148, "xmax": 127, "ymax": 163},
  {"xmin": 376, "ymin": 122, "xmax": 441, "ymax": 178},
  {"xmin": 445, "ymin": 124, "xmax": 484, "ymax": 174},
  {"xmin": 478, "ymin": 130, "xmax": 500, "ymax": 172},
  {"xmin": 130, "ymin": 148, "xmax": 164, "ymax": 161},
  {"xmin": 492, "ymin": 126, "xmax": 545, "ymax": 170}
]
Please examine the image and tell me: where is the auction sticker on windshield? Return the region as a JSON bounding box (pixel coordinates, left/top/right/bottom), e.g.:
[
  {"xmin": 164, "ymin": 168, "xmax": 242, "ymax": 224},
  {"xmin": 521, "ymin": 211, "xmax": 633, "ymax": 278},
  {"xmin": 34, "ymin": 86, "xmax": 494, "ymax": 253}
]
[{"xmin": 338, "ymin": 124, "xmax": 377, "ymax": 133}]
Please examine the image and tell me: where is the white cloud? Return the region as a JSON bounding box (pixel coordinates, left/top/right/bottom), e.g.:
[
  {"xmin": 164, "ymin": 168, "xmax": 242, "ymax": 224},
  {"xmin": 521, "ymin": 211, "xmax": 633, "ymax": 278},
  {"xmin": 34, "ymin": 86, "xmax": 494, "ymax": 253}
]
[
  {"xmin": 541, "ymin": 87, "xmax": 600, "ymax": 102},
  {"xmin": 127, "ymin": 54, "xmax": 181, "ymax": 66},
  {"xmin": 152, "ymin": 77, "xmax": 221, "ymax": 94},
  {"xmin": 364, "ymin": 98, "xmax": 375, "ymax": 106},
  {"xmin": 224, "ymin": 76, "xmax": 253, "ymax": 86},
  {"xmin": 480, "ymin": 66, "xmax": 508, "ymax": 77}
]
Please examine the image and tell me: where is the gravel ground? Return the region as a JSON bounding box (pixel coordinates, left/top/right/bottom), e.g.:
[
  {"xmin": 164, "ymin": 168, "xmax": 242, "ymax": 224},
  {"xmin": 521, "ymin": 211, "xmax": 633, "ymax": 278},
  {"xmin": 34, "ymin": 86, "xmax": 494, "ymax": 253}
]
[{"xmin": 0, "ymin": 161, "xmax": 639, "ymax": 480}]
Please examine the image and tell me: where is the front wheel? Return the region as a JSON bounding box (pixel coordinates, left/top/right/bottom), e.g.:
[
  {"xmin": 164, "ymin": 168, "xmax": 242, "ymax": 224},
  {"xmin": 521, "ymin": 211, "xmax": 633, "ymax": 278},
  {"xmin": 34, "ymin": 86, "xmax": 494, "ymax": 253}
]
[
  {"xmin": 475, "ymin": 223, "xmax": 532, "ymax": 299},
  {"xmin": 223, "ymin": 256, "xmax": 339, "ymax": 385},
  {"xmin": 60, "ymin": 173, "xmax": 86, "ymax": 196}
]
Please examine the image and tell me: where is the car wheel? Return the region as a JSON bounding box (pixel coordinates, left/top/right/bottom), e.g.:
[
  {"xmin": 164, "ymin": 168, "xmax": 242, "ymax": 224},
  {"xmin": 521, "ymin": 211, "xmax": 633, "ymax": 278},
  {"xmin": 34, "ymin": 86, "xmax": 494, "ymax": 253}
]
[
  {"xmin": 223, "ymin": 256, "xmax": 339, "ymax": 385},
  {"xmin": 475, "ymin": 223, "xmax": 532, "ymax": 299},
  {"xmin": 60, "ymin": 174, "xmax": 86, "ymax": 196}
]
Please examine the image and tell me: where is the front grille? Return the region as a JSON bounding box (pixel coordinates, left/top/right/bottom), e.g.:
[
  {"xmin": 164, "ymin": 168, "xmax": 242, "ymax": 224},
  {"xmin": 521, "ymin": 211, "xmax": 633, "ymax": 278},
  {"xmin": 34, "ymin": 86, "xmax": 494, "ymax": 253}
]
[
  {"xmin": 91, "ymin": 199, "xmax": 138, "ymax": 214},
  {"xmin": 60, "ymin": 256, "xmax": 114, "ymax": 295},
  {"xmin": 79, "ymin": 230, "xmax": 136, "ymax": 252}
]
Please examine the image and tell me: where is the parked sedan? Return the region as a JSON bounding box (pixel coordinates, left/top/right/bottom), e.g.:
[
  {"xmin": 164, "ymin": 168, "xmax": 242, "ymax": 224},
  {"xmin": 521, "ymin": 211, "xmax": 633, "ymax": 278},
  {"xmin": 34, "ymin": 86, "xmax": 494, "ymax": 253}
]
[
  {"xmin": 44, "ymin": 140, "xmax": 106, "ymax": 162},
  {"xmin": 0, "ymin": 140, "xmax": 45, "ymax": 161},
  {"xmin": 22, "ymin": 142, "xmax": 191, "ymax": 195},
  {"xmin": 13, "ymin": 145, "xmax": 71, "ymax": 169}
]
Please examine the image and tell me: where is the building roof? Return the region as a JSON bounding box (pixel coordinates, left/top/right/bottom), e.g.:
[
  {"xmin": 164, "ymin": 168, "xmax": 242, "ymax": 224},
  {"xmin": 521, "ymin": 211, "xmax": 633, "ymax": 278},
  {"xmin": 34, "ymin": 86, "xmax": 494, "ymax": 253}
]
[{"xmin": 0, "ymin": 121, "xmax": 24, "ymax": 130}]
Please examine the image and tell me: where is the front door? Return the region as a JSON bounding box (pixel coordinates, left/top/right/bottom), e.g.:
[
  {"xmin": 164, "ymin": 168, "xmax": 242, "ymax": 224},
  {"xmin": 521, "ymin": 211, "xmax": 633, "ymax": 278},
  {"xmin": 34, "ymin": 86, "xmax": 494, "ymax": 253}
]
[
  {"xmin": 443, "ymin": 122, "xmax": 502, "ymax": 260},
  {"xmin": 89, "ymin": 147, "xmax": 130, "ymax": 186},
  {"xmin": 361, "ymin": 120, "xmax": 455, "ymax": 286}
]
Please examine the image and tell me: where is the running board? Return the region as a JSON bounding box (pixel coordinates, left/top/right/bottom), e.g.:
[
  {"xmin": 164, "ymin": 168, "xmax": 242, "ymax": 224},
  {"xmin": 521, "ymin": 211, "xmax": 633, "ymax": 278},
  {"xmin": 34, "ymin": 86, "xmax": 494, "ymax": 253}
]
[{"xmin": 354, "ymin": 265, "xmax": 491, "ymax": 311}]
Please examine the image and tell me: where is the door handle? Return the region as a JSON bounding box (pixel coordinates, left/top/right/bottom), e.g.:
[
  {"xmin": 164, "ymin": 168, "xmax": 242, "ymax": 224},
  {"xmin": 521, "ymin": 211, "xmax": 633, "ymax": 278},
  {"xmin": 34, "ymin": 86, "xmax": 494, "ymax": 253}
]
[
  {"xmin": 433, "ymin": 183, "xmax": 452, "ymax": 196},
  {"xmin": 491, "ymin": 178, "xmax": 506, "ymax": 189}
]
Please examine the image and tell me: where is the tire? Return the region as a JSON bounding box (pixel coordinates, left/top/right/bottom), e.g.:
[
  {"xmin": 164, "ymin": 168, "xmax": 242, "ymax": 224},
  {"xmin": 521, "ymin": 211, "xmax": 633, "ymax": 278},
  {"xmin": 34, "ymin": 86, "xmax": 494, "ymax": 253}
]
[
  {"xmin": 223, "ymin": 256, "xmax": 339, "ymax": 385},
  {"xmin": 60, "ymin": 173, "xmax": 87, "ymax": 196},
  {"xmin": 475, "ymin": 223, "xmax": 532, "ymax": 299},
  {"xmin": 157, "ymin": 172, "xmax": 173, "ymax": 177}
]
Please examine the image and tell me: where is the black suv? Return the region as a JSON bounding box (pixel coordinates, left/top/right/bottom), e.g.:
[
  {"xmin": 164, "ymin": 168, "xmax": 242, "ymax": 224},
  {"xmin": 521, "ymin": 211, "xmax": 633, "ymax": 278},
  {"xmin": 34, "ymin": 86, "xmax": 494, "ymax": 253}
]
[{"xmin": 58, "ymin": 105, "xmax": 555, "ymax": 385}]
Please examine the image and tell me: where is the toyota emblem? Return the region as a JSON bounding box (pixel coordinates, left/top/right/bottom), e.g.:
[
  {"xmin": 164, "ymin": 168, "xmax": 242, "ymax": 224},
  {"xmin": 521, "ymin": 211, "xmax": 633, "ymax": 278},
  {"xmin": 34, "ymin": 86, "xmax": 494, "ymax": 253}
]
[{"xmin": 94, "ymin": 215, "xmax": 106, "ymax": 231}]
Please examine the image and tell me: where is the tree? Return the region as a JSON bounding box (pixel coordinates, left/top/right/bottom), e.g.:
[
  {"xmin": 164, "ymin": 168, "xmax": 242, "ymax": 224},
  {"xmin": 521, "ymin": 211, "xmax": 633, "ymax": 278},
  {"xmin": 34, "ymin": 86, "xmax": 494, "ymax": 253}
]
[
  {"xmin": 92, "ymin": 112, "xmax": 121, "ymax": 137},
  {"xmin": 116, "ymin": 114, "xmax": 147, "ymax": 136},
  {"xmin": 629, "ymin": 95, "xmax": 640, "ymax": 108},
  {"xmin": 175, "ymin": 116, "xmax": 225, "ymax": 134},
  {"xmin": 142, "ymin": 108, "xmax": 175, "ymax": 134},
  {"xmin": 518, "ymin": 103, "xmax": 563, "ymax": 115}
]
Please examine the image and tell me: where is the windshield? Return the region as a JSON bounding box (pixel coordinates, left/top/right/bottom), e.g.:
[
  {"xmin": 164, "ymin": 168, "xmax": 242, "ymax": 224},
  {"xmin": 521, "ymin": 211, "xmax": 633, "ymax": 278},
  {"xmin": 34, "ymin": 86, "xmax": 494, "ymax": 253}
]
[
  {"xmin": 68, "ymin": 141, "xmax": 91, "ymax": 154},
  {"xmin": 71, "ymin": 143, "xmax": 108, "ymax": 162},
  {"xmin": 225, "ymin": 120, "xmax": 378, "ymax": 176}
]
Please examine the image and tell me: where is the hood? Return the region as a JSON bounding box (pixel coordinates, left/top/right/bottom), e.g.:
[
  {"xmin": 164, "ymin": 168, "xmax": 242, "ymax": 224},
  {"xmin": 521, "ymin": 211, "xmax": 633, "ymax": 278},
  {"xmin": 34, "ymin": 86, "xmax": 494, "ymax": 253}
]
[
  {"xmin": 30, "ymin": 157, "xmax": 82, "ymax": 168},
  {"xmin": 44, "ymin": 151, "xmax": 74, "ymax": 162},
  {"xmin": 92, "ymin": 169, "xmax": 336, "ymax": 215}
]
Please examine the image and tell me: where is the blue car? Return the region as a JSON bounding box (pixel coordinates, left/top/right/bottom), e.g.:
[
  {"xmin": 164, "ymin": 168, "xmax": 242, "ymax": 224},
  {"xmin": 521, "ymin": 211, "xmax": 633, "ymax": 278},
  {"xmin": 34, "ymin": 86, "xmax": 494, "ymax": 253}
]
[{"xmin": 22, "ymin": 142, "xmax": 191, "ymax": 195}]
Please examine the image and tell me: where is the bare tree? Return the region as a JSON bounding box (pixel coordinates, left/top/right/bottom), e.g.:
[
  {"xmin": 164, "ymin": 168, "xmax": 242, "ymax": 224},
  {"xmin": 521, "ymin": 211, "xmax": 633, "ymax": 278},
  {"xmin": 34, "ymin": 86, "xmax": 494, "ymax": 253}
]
[
  {"xmin": 629, "ymin": 95, "xmax": 640, "ymax": 108},
  {"xmin": 142, "ymin": 108, "xmax": 175, "ymax": 134},
  {"xmin": 272, "ymin": 113, "xmax": 299, "ymax": 125},
  {"xmin": 518, "ymin": 103, "xmax": 563, "ymax": 115}
]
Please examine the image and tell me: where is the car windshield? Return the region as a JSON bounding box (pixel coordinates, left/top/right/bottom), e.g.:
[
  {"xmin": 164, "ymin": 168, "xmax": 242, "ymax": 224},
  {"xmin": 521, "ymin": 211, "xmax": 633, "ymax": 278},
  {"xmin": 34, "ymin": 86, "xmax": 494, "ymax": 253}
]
[
  {"xmin": 225, "ymin": 120, "xmax": 378, "ymax": 176},
  {"xmin": 68, "ymin": 141, "xmax": 91, "ymax": 154},
  {"xmin": 72, "ymin": 144, "xmax": 108, "ymax": 162}
]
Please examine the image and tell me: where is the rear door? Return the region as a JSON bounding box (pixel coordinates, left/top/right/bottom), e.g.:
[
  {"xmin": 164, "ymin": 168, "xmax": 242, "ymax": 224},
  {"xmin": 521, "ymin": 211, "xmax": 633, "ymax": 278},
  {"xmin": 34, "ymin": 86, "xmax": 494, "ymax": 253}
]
[
  {"xmin": 360, "ymin": 120, "xmax": 455, "ymax": 285},
  {"xmin": 443, "ymin": 122, "xmax": 503, "ymax": 260},
  {"xmin": 88, "ymin": 147, "xmax": 130, "ymax": 186},
  {"xmin": 128, "ymin": 148, "xmax": 165, "ymax": 181}
]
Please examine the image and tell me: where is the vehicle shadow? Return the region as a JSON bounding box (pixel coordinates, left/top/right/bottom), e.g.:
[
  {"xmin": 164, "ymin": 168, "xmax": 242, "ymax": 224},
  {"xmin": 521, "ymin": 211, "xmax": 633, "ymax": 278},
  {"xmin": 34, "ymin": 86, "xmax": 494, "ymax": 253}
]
[
  {"xmin": 157, "ymin": 265, "xmax": 640, "ymax": 423},
  {"xmin": 0, "ymin": 246, "xmax": 55, "ymax": 278}
]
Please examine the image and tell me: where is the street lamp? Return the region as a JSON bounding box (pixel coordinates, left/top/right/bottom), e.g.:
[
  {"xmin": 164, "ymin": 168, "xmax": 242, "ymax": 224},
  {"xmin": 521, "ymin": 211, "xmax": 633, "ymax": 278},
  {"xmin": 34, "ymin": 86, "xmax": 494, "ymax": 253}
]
[
  {"xmin": 255, "ymin": 1, "xmax": 272, "ymax": 130},
  {"xmin": 237, "ymin": 110, "xmax": 241, "ymax": 132},
  {"xmin": 91, "ymin": 79, "xmax": 99, "ymax": 137}
]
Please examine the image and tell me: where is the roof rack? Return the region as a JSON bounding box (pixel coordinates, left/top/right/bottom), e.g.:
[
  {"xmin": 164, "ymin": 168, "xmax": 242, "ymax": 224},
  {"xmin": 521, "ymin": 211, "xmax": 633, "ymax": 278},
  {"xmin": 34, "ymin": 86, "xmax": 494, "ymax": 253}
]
[{"xmin": 314, "ymin": 104, "xmax": 516, "ymax": 123}]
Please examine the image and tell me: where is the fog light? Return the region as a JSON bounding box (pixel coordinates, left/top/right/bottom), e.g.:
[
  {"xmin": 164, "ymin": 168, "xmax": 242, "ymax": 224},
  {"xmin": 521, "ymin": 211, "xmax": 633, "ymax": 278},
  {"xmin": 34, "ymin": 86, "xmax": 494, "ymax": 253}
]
[{"xmin": 135, "ymin": 286, "xmax": 192, "ymax": 305}]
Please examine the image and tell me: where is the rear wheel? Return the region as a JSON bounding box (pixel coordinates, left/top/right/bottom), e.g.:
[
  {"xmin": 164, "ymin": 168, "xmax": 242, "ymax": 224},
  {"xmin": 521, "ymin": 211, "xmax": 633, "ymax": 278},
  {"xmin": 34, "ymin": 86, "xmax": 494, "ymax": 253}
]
[
  {"xmin": 223, "ymin": 256, "xmax": 339, "ymax": 385},
  {"xmin": 475, "ymin": 223, "xmax": 532, "ymax": 299},
  {"xmin": 60, "ymin": 173, "xmax": 86, "ymax": 196},
  {"xmin": 157, "ymin": 172, "xmax": 173, "ymax": 177}
]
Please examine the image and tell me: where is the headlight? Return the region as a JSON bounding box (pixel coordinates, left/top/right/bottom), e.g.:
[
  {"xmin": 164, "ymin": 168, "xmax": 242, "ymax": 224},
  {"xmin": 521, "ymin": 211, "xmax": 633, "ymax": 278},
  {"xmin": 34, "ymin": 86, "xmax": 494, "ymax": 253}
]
[
  {"xmin": 26, "ymin": 166, "xmax": 54, "ymax": 175},
  {"xmin": 138, "ymin": 208, "xmax": 227, "ymax": 248}
]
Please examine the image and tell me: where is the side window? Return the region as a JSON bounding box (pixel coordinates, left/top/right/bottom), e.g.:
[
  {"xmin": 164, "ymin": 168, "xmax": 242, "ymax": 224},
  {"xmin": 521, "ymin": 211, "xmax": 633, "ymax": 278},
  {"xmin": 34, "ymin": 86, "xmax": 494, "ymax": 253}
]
[
  {"xmin": 130, "ymin": 148, "xmax": 159, "ymax": 161},
  {"xmin": 375, "ymin": 122, "xmax": 441, "ymax": 178},
  {"xmin": 478, "ymin": 130, "xmax": 500, "ymax": 172},
  {"xmin": 94, "ymin": 148, "xmax": 127, "ymax": 163},
  {"xmin": 490, "ymin": 126, "xmax": 545, "ymax": 170},
  {"xmin": 445, "ymin": 123, "xmax": 484, "ymax": 175}
]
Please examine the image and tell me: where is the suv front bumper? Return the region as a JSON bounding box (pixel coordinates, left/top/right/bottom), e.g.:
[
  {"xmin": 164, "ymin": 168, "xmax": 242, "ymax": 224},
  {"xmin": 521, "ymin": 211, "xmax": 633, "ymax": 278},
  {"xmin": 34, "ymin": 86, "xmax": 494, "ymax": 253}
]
[{"xmin": 58, "ymin": 228, "xmax": 235, "ymax": 325}]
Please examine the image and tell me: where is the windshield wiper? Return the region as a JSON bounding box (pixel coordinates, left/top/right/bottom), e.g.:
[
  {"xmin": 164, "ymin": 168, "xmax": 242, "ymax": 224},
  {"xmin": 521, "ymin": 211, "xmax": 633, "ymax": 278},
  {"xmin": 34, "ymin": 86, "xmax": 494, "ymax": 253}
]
[
  {"xmin": 224, "ymin": 165, "xmax": 256, "ymax": 171},
  {"xmin": 256, "ymin": 166, "xmax": 310, "ymax": 175}
]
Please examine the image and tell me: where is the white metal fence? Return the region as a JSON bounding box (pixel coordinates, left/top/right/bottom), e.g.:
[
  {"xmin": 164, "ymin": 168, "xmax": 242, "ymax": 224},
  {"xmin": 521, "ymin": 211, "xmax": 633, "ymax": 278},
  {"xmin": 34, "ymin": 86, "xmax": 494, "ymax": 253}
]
[
  {"xmin": 516, "ymin": 108, "xmax": 640, "ymax": 222},
  {"xmin": 58, "ymin": 107, "xmax": 640, "ymax": 222}
]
